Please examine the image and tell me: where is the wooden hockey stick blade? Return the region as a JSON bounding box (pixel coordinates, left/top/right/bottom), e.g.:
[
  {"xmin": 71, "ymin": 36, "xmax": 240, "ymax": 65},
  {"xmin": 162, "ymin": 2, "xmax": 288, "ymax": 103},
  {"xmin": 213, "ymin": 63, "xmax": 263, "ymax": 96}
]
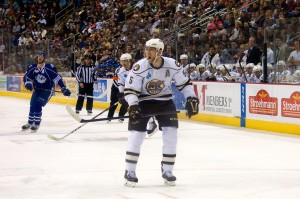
[
  {"xmin": 47, "ymin": 134, "xmax": 62, "ymax": 141},
  {"xmin": 66, "ymin": 102, "xmax": 118, "ymax": 123},
  {"xmin": 49, "ymin": 103, "xmax": 118, "ymax": 140},
  {"xmin": 66, "ymin": 105, "xmax": 82, "ymax": 122}
]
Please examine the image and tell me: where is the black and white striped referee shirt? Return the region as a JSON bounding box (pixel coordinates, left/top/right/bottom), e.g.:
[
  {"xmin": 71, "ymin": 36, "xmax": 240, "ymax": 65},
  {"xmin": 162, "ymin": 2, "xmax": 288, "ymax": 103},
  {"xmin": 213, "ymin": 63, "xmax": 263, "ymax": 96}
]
[{"xmin": 75, "ymin": 64, "xmax": 98, "ymax": 83}]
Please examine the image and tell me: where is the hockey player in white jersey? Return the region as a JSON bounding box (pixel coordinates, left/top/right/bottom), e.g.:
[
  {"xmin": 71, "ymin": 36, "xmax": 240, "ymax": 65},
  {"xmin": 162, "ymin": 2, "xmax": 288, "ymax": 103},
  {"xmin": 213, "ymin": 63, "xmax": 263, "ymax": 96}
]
[
  {"xmin": 123, "ymin": 38, "xmax": 199, "ymax": 187},
  {"xmin": 117, "ymin": 53, "xmax": 158, "ymax": 136}
]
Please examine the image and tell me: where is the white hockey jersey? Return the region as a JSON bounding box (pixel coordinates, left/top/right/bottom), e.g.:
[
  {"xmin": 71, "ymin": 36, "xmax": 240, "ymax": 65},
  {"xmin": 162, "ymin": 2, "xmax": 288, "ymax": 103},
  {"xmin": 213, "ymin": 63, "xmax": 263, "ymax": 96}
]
[
  {"xmin": 124, "ymin": 57, "xmax": 196, "ymax": 106},
  {"xmin": 117, "ymin": 66, "xmax": 130, "ymax": 93}
]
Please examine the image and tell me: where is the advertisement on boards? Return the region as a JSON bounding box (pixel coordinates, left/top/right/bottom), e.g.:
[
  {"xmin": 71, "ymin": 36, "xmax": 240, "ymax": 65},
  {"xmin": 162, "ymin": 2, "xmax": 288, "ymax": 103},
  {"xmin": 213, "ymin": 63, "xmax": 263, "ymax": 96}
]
[
  {"xmin": 55, "ymin": 77, "xmax": 77, "ymax": 98},
  {"xmin": 281, "ymin": 91, "xmax": 300, "ymax": 118},
  {"xmin": 94, "ymin": 79, "xmax": 108, "ymax": 102},
  {"xmin": 249, "ymin": 89, "xmax": 278, "ymax": 116},
  {"xmin": 7, "ymin": 76, "xmax": 21, "ymax": 92},
  {"xmin": 0, "ymin": 76, "xmax": 7, "ymax": 91},
  {"xmin": 194, "ymin": 82, "xmax": 241, "ymax": 117},
  {"xmin": 246, "ymin": 84, "xmax": 300, "ymax": 125},
  {"xmin": 171, "ymin": 83, "xmax": 185, "ymax": 110}
]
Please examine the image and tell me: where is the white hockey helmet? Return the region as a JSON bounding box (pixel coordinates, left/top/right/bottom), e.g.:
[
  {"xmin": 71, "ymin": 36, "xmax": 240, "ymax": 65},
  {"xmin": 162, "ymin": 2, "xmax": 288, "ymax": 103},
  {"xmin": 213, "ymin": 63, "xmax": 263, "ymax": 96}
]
[
  {"xmin": 196, "ymin": 63, "xmax": 205, "ymax": 70},
  {"xmin": 253, "ymin": 65, "xmax": 262, "ymax": 72},
  {"xmin": 276, "ymin": 60, "xmax": 286, "ymax": 67},
  {"xmin": 246, "ymin": 63, "xmax": 255, "ymax": 68},
  {"xmin": 267, "ymin": 63, "xmax": 273, "ymax": 69},
  {"xmin": 180, "ymin": 54, "xmax": 188, "ymax": 60},
  {"xmin": 145, "ymin": 38, "xmax": 164, "ymax": 52},
  {"xmin": 188, "ymin": 63, "xmax": 196, "ymax": 68},
  {"xmin": 120, "ymin": 53, "xmax": 132, "ymax": 61}
]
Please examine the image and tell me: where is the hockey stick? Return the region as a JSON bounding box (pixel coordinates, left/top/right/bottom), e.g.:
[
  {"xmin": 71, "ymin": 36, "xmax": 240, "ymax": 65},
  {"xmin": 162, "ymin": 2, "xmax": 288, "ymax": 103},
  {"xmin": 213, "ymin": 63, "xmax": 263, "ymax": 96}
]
[
  {"xmin": 239, "ymin": 53, "xmax": 248, "ymax": 82},
  {"xmin": 77, "ymin": 89, "xmax": 108, "ymax": 99},
  {"xmin": 67, "ymin": 106, "xmax": 181, "ymax": 123},
  {"xmin": 47, "ymin": 102, "xmax": 118, "ymax": 141}
]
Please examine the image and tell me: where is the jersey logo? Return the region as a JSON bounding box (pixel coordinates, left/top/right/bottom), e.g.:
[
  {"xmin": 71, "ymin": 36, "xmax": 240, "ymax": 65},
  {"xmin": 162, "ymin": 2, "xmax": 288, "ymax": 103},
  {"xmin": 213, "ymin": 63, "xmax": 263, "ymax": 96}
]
[
  {"xmin": 124, "ymin": 74, "xmax": 127, "ymax": 78},
  {"xmin": 146, "ymin": 79, "xmax": 165, "ymax": 95},
  {"xmin": 165, "ymin": 69, "xmax": 170, "ymax": 77},
  {"xmin": 35, "ymin": 74, "xmax": 47, "ymax": 84},
  {"xmin": 175, "ymin": 61, "xmax": 180, "ymax": 67},
  {"xmin": 146, "ymin": 72, "xmax": 151, "ymax": 79},
  {"xmin": 133, "ymin": 64, "xmax": 140, "ymax": 71}
]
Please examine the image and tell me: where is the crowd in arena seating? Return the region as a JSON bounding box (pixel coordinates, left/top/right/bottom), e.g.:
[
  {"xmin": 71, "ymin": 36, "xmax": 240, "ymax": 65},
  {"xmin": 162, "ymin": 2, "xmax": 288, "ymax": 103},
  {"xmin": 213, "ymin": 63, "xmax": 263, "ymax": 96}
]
[{"xmin": 0, "ymin": 0, "xmax": 300, "ymax": 83}]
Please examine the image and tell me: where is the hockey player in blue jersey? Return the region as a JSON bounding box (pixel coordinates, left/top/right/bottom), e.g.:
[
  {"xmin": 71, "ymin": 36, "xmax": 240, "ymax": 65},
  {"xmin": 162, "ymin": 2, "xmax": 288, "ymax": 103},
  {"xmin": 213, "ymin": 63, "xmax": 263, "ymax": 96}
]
[{"xmin": 22, "ymin": 51, "xmax": 71, "ymax": 132}]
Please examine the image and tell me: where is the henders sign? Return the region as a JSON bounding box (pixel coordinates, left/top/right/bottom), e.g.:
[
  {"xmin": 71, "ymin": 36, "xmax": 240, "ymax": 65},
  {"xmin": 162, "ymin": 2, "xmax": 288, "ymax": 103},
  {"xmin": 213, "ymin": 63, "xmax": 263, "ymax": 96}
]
[
  {"xmin": 281, "ymin": 91, "xmax": 300, "ymax": 118},
  {"xmin": 249, "ymin": 89, "xmax": 278, "ymax": 116}
]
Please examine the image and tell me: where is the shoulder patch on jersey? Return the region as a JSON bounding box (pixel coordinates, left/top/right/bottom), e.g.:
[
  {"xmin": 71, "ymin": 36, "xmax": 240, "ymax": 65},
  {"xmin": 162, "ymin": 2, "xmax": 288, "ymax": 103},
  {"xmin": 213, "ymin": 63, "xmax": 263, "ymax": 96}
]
[
  {"xmin": 133, "ymin": 64, "xmax": 140, "ymax": 71},
  {"xmin": 175, "ymin": 61, "xmax": 180, "ymax": 67}
]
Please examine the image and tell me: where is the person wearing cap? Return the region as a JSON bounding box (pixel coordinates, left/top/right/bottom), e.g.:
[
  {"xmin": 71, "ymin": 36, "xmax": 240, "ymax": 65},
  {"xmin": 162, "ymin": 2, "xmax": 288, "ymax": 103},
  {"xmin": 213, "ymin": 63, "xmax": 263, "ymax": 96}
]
[
  {"xmin": 75, "ymin": 54, "xmax": 98, "ymax": 115},
  {"xmin": 22, "ymin": 51, "xmax": 71, "ymax": 133},
  {"xmin": 180, "ymin": 54, "xmax": 189, "ymax": 77},
  {"xmin": 252, "ymin": 65, "xmax": 263, "ymax": 83},
  {"xmin": 273, "ymin": 60, "xmax": 292, "ymax": 83}
]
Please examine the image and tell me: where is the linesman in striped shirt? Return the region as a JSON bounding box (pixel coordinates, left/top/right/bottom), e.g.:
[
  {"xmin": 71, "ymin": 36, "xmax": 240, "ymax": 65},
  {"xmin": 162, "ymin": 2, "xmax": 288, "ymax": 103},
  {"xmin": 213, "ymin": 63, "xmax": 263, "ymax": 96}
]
[{"xmin": 75, "ymin": 54, "xmax": 98, "ymax": 115}]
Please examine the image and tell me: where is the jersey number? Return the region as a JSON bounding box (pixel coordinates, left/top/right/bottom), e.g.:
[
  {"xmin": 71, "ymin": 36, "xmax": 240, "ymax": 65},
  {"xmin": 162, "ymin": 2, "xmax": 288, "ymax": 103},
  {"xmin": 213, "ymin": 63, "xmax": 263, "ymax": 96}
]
[{"xmin": 129, "ymin": 76, "xmax": 133, "ymax": 84}]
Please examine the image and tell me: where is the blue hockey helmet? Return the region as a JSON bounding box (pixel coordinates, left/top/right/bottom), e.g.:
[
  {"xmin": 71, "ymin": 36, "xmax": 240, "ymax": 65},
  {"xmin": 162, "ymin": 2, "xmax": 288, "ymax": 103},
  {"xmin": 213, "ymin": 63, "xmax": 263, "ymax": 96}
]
[{"xmin": 37, "ymin": 51, "xmax": 46, "ymax": 57}]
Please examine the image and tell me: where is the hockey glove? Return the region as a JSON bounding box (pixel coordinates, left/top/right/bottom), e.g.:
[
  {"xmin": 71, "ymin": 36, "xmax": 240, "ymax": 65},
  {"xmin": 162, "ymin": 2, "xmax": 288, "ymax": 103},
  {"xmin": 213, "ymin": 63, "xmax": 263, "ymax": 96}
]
[
  {"xmin": 128, "ymin": 104, "xmax": 142, "ymax": 124},
  {"xmin": 118, "ymin": 92, "xmax": 126, "ymax": 104},
  {"xmin": 61, "ymin": 87, "xmax": 71, "ymax": 96},
  {"xmin": 185, "ymin": 97, "xmax": 199, "ymax": 118},
  {"xmin": 25, "ymin": 82, "xmax": 33, "ymax": 91}
]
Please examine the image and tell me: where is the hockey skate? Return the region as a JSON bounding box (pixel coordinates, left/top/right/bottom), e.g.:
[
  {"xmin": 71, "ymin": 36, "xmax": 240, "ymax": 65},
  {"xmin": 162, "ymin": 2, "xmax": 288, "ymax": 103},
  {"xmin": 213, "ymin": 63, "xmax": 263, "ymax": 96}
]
[
  {"xmin": 118, "ymin": 119, "xmax": 124, "ymax": 123},
  {"xmin": 147, "ymin": 121, "xmax": 158, "ymax": 137},
  {"xmin": 21, "ymin": 123, "xmax": 32, "ymax": 131},
  {"xmin": 124, "ymin": 170, "xmax": 138, "ymax": 187},
  {"xmin": 162, "ymin": 171, "xmax": 176, "ymax": 186},
  {"xmin": 87, "ymin": 111, "xmax": 92, "ymax": 116},
  {"xmin": 30, "ymin": 124, "xmax": 39, "ymax": 133}
]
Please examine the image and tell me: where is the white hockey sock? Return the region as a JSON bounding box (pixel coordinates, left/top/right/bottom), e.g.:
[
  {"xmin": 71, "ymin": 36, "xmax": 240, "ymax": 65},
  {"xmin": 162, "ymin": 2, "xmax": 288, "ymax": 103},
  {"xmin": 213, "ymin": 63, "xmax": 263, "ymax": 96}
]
[
  {"xmin": 161, "ymin": 127, "xmax": 177, "ymax": 172},
  {"xmin": 125, "ymin": 130, "xmax": 146, "ymax": 171}
]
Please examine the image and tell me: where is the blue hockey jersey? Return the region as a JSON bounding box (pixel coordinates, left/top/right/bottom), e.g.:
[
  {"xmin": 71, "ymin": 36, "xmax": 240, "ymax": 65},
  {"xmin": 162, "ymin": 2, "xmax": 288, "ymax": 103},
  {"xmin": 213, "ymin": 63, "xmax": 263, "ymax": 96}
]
[{"xmin": 23, "ymin": 63, "xmax": 66, "ymax": 90}]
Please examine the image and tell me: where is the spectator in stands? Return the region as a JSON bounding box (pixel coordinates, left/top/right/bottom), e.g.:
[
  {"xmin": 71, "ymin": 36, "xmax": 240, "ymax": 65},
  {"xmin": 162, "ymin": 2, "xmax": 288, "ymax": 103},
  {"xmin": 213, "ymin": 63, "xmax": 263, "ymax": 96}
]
[
  {"xmin": 163, "ymin": 45, "xmax": 175, "ymax": 58},
  {"xmin": 287, "ymin": 40, "xmax": 300, "ymax": 71},
  {"xmin": 275, "ymin": 36, "xmax": 290, "ymax": 62},
  {"xmin": 246, "ymin": 36, "xmax": 262, "ymax": 65}
]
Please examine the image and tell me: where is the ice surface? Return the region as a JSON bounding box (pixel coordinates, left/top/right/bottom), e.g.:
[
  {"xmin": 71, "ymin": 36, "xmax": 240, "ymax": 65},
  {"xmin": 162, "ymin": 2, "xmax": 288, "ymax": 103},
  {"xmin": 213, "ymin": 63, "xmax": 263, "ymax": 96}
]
[{"xmin": 1, "ymin": 96, "xmax": 300, "ymax": 199}]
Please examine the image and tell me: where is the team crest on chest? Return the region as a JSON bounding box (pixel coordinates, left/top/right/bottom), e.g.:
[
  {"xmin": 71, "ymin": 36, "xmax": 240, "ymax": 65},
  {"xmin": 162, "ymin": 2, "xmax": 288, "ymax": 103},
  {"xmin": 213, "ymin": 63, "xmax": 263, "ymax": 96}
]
[
  {"xmin": 35, "ymin": 74, "xmax": 47, "ymax": 84},
  {"xmin": 146, "ymin": 79, "xmax": 165, "ymax": 95}
]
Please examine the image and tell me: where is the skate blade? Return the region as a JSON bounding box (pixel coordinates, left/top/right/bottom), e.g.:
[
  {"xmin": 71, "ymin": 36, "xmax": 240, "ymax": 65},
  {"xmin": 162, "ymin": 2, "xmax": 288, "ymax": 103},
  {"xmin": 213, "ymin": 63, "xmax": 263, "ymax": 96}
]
[
  {"xmin": 30, "ymin": 130, "xmax": 38, "ymax": 133},
  {"xmin": 124, "ymin": 180, "xmax": 136, "ymax": 187},
  {"xmin": 164, "ymin": 179, "xmax": 176, "ymax": 186}
]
